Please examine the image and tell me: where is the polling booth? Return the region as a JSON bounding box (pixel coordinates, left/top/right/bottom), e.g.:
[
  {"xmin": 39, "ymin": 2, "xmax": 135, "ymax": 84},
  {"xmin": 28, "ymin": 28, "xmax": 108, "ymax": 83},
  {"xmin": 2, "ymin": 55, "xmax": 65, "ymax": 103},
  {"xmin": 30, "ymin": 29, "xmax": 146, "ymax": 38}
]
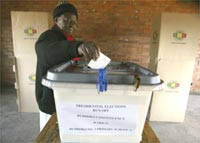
[
  {"xmin": 42, "ymin": 60, "xmax": 163, "ymax": 143},
  {"xmin": 11, "ymin": 11, "xmax": 50, "ymax": 112},
  {"xmin": 149, "ymin": 13, "xmax": 200, "ymax": 122}
]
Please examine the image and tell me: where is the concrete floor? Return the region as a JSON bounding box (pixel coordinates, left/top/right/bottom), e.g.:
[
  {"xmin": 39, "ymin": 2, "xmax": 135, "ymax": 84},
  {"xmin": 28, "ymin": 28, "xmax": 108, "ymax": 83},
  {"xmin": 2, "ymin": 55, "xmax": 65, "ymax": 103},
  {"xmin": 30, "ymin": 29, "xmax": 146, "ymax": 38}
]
[
  {"xmin": 150, "ymin": 94, "xmax": 200, "ymax": 143},
  {"xmin": 0, "ymin": 88, "xmax": 39, "ymax": 143},
  {"xmin": 0, "ymin": 88, "xmax": 200, "ymax": 143}
]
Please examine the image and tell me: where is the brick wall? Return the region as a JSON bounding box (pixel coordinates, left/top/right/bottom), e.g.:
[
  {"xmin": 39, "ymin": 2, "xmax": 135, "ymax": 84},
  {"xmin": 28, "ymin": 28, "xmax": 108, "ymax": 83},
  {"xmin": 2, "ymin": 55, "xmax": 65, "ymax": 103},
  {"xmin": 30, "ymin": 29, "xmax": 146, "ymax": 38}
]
[
  {"xmin": 191, "ymin": 39, "xmax": 200, "ymax": 94},
  {"xmin": 0, "ymin": 0, "xmax": 199, "ymax": 93}
]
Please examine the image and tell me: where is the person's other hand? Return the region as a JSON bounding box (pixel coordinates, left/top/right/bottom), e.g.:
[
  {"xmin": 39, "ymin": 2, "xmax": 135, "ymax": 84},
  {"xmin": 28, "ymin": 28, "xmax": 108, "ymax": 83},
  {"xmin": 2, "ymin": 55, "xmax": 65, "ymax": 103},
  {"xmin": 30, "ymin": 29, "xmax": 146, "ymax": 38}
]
[{"xmin": 78, "ymin": 41, "xmax": 100, "ymax": 62}]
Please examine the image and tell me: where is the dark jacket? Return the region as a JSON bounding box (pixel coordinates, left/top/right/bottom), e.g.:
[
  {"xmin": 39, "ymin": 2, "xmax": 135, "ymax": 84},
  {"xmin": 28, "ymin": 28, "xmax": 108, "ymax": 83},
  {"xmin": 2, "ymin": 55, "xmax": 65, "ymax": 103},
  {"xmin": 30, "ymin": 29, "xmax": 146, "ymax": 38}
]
[{"xmin": 35, "ymin": 25, "xmax": 82, "ymax": 114}]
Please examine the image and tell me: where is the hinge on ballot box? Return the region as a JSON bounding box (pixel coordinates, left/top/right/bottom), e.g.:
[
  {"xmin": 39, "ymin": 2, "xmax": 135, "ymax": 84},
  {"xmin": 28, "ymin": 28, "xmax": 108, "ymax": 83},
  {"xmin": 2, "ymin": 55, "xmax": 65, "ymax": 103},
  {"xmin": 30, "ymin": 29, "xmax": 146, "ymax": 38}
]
[{"xmin": 134, "ymin": 75, "xmax": 140, "ymax": 91}]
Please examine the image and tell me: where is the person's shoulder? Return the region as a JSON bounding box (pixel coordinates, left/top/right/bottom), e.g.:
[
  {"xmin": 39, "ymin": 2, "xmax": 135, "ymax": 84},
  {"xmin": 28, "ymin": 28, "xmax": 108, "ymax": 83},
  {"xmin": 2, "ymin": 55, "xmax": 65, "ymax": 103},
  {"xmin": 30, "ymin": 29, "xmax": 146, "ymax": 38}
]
[
  {"xmin": 40, "ymin": 28, "xmax": 55, "ymax": 37},
  {"xmin": 38, "ymin": 28, "xmax": 60, "ymax": 40}
]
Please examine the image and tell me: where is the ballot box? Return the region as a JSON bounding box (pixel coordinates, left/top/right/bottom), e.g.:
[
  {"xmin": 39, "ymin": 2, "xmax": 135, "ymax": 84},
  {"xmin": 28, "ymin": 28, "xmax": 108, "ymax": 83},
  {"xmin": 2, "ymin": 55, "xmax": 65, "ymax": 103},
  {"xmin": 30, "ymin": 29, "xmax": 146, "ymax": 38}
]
[{"xmin": 42, "ymin": 61, "xmax": 162, "ymax": 143}]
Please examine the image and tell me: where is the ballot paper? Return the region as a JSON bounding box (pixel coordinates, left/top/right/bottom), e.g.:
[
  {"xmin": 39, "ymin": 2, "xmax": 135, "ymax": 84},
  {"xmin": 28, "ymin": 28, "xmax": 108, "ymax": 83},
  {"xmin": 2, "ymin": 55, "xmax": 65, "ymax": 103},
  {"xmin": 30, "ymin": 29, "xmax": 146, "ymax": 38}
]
[{"xmin": 88, "ymin": 52, "xmax": 111, "ymax": 69}]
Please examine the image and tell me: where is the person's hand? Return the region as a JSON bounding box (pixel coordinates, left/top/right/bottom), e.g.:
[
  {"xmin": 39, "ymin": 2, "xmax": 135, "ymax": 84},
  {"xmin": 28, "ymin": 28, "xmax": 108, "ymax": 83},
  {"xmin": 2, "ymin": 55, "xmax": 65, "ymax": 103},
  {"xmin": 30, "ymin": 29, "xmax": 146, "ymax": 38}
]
[{"xmin": 78, "ymin": 41, "xmax": 100, "ymax": 62}]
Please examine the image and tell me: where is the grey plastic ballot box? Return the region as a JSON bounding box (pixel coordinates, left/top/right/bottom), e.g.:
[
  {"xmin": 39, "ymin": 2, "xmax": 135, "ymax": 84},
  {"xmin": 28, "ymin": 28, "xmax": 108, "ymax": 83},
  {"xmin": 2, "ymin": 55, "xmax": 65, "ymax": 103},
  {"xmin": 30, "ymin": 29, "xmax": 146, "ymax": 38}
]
[{"xmin": 42, "ymin": 61, "xmax": 163, "ymax": 143}]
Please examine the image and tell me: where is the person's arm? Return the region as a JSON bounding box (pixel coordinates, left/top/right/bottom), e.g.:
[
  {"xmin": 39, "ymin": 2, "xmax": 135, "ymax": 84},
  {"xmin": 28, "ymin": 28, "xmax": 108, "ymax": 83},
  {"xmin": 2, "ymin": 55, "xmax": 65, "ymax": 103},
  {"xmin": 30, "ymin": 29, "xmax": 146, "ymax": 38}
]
[{"xmin": 35, "ymin": 30, "xmax": 82, "ymax": 67}]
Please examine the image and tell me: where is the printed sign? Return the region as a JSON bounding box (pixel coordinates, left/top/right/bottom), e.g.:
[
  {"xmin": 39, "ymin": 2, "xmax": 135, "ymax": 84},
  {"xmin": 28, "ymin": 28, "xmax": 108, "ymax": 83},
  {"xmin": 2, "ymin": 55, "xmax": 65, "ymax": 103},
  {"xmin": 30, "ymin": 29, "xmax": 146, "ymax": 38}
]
[
  {"xmin": 24, "ymin": 27, "xmax": 37, "ymax": 36},
  {"xmin": 58, "ymin": 103, "xmax": 138, "ymax": 135},
  {"xmin": 28, "ymin": 74, "xmax": 36, "ymax": 82},
  {"xmin": 173, "ymin": 31, "xmax": 187, "ymax": 41},
  {"xmin": 167, "ymin": 81, "xmax": 180, "ymax": 89},
  {"xmin": 171, "ymin": 31, "xmax": 187, "ymax": 44}
]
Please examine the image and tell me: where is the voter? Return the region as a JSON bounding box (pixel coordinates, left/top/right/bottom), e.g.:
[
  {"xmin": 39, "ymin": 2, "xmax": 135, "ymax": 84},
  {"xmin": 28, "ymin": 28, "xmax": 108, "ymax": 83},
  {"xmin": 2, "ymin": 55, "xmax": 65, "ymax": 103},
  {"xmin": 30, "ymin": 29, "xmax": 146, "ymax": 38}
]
[{"xmin": 35, "ymin": 1, "xmax": 100, "ymax": 130}]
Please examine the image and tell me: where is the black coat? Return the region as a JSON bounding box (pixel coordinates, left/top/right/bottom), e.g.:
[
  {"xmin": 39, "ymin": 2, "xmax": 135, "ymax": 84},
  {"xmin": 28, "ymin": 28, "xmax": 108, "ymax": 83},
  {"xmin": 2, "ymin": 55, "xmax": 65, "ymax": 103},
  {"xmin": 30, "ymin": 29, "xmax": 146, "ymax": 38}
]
[{"xmin": 35, "ymin": 25, "xmax": 82, "ymax": 114}]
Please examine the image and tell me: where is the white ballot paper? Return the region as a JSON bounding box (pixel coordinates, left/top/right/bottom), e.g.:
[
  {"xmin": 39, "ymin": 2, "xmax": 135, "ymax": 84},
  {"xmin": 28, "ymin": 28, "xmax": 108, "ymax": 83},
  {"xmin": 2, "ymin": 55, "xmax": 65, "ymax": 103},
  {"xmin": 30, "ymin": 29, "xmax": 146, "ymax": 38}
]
[{"xmin": 88, "ymin": 52, "xmax": 111, "ymax": 69}]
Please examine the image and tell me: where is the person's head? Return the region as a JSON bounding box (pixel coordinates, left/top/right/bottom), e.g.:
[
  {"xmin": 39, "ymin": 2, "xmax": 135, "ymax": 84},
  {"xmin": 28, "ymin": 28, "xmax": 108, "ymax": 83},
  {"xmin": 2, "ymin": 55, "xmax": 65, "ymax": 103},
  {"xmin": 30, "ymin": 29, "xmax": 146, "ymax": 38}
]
[{"xmin": 53, "ymin": 2, "xmax": 78, "ymax": 35}]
